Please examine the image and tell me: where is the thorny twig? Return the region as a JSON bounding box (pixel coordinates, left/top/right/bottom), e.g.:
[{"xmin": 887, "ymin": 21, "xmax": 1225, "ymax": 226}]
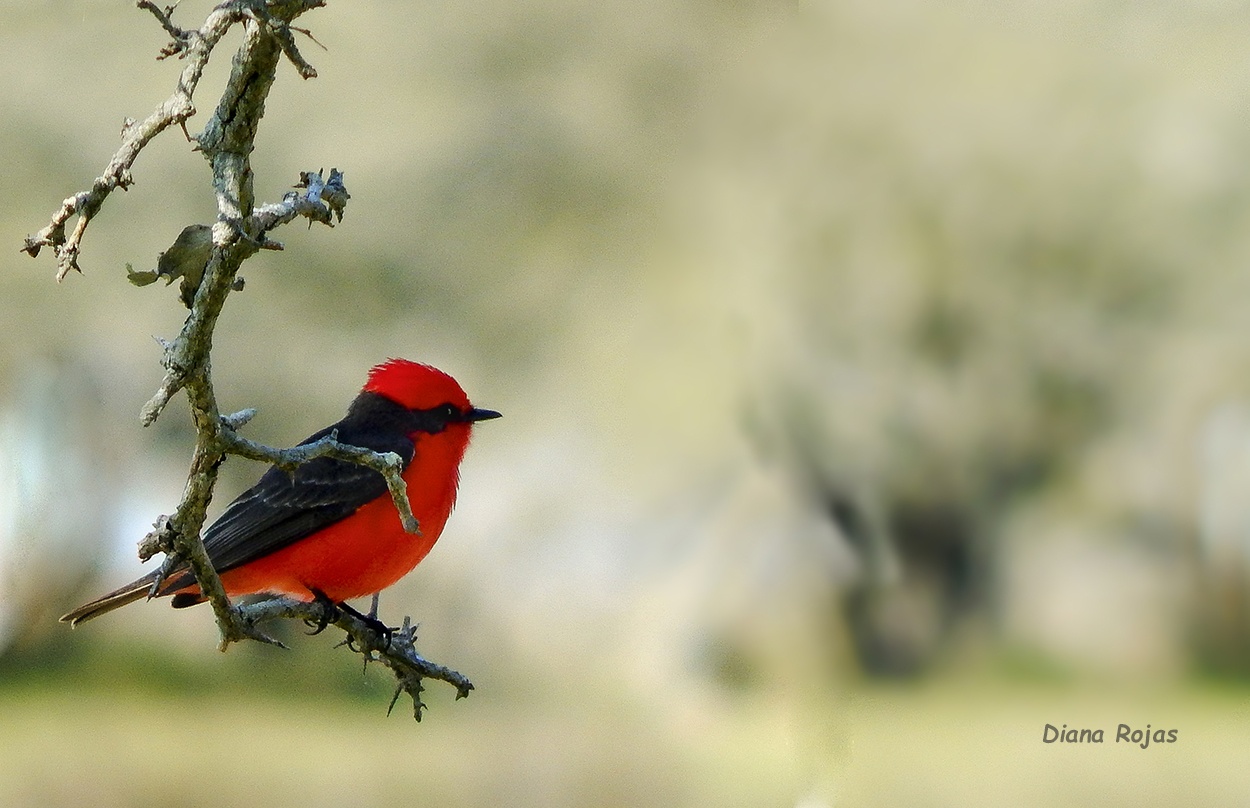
[{"xmin": 239, "ymin": 599, "xmax": 473, "ymax": 721}]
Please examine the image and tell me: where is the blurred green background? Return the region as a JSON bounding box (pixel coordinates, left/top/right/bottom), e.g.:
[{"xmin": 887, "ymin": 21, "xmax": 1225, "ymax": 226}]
[{"xmin": 4, "ymin": 0, "xmax": 1250, "ymax": 805}]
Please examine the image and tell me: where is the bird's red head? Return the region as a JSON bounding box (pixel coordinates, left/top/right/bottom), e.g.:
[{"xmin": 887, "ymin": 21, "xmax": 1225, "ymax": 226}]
[{"xmin": 364, "ymin": 359, "xmax": 472, "ymax": 411}]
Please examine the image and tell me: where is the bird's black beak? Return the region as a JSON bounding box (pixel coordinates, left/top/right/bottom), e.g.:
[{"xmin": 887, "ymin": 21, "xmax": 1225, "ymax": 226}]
[{"xmin": 467, "ymin": 407, "xmax": 502, "ymax": 423}]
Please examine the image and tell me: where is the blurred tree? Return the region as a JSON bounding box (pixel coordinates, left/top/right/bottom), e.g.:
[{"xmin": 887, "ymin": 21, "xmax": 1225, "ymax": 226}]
[
  {"xmin": 1193, "ymin": 404, "xmax": 1250, "ymax": 676},
  {"xmin": 0, "ymin": 360, "xmax": 118, "ymax": 656}
]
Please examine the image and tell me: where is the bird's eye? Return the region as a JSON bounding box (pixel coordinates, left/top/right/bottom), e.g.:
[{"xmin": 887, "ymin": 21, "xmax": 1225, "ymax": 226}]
[{"xmin": 441, "ymin": 403, "xmax": 459, "ymax": 421}]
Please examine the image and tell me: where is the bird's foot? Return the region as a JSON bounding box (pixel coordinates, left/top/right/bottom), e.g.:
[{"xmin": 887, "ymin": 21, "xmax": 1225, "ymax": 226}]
[
  {"xmin": 305, "ymin": 589, "xmax": 340, "ymax": 635},
  {"xmin": 337, "ymin": 598, "xmax": 398, "ymax": 648}
]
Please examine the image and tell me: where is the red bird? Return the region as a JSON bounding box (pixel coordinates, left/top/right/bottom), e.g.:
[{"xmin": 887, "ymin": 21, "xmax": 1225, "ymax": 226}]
[{"xmin": 61, "ymin": 358, "xmax": 500, "ymax": 626}]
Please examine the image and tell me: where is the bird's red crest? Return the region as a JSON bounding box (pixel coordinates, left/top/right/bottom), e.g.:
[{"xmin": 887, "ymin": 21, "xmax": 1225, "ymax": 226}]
[{"xmin": 364, "ymin": 359, "xmax": 471, "ymax": 411}]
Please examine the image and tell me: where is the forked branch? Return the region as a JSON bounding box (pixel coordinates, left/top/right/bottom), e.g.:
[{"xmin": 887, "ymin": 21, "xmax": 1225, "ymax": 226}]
[{"xmin": 24, "ymin": 0, "xmax": 469, "ymax": 719}]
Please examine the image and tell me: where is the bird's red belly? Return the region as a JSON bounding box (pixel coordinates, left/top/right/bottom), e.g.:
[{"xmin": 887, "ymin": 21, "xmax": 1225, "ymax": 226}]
[{"xmin": 216, "ymin": 495, "xmax": 448, "ymax": 603}]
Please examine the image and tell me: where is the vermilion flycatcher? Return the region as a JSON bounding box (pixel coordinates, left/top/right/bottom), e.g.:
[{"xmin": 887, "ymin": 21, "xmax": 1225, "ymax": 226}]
[{"xmin": 61, "ymin": 358, "xmax": 500, "ymax": 625}]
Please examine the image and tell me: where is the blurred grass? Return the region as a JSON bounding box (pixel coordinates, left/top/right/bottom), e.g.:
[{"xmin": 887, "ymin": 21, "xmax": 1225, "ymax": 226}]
[
  {"xmin": 832, "ymin": 679, "xmax": 1250, "ymax": 808},
  {"xmin": 0, "ymin": 669, "xmax": 1247, "ymax": 807}
]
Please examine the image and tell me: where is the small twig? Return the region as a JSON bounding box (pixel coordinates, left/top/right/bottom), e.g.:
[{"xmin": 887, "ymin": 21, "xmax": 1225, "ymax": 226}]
[
  {"xmin": 270, "ymin": 16, "xmax": 319, "ymax": 79},
  {"xmin": 252, "ymin": 168, "xmax": 351, "ymax": 235},
  {"xmin": 239, "ymin": 597, "xmax": 474, "ymax": 718},
  {"xmin": 291, "ymin": 24, "xmax": 328, "ymax": 52},
  {"xmin": 138, "ymin": 1, "xmax": 184, "ymax": 37},
  {"xmin": 137, "ymin": 514, "xmax": 175, "ymax": 564},
  {"xmin": 243, "ymin": 0, "xmax": 326, "ymax": 79},
  {"xmin": 220, "ymin": 408, "xmax": 257, "ymax": 430},
  {"xmin": 137, "ymin": 0, "xmax": 195, "ymax": 58}
]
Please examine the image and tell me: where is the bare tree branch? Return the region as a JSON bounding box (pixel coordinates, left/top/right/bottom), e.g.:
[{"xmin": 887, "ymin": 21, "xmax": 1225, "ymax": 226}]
[
  {"xmin": 25, "ymin": 0, "xmax": 470, "ymax": 718},
  {"xmin": 23, "ymin": 1, "xmax": 248, "ymax": 280},
  {"xmin": 238, "ymin": 598, "xmax": 473, "ymax": 720}
]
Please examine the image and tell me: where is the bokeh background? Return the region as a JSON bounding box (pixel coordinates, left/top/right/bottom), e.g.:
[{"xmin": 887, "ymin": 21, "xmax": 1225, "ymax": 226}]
[{"xmin": 4, "ymin": 0, "xmax": 1250, "ymax": 805}]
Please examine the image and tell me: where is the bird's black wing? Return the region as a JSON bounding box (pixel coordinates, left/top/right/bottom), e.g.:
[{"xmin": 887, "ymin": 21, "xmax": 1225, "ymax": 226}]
[{"xmin": 200, "ymin": 422, "xmax": 415, "ymax": 575}]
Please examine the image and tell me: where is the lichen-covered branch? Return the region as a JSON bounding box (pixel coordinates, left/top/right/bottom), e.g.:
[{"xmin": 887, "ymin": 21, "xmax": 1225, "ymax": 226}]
[
  {"xmin": 23, "ymin": 1, "xmax": 245, "ymax": 280},
  {"xmin": 26, "ymin": 0, "xmax": 470, "ymax": 718},
  {"xmin": 127, "ymin": 0, "xmax": 335, "ymax": 651},
  {"xmin": 255, "ymin": 169, "xmax": 351, "ymax": 233},
  {"xmin": 22, "ymin": 0, "xmax": 328, "ymax": 281},
  {"xmin": 238, "ymin": 597, "xmax": 474, "ymax": 720}
]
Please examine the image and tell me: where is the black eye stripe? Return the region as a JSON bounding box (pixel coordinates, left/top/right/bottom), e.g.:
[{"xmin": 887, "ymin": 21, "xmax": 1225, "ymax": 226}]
[{"xmin": 408, "ymin": 402, "xmax": 466, "ymax": 433}]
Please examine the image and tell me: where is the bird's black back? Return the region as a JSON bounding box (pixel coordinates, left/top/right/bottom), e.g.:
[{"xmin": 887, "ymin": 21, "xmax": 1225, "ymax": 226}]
[{"xmin": 199, "ymin": 392, "xmax": 419, "ymax": 575}]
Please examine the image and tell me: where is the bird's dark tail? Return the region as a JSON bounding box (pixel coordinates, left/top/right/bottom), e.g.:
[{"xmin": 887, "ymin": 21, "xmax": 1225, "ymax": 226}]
[{"xmin": 60, "ymin": 571, "xmax": 161, "ymax": 627}]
